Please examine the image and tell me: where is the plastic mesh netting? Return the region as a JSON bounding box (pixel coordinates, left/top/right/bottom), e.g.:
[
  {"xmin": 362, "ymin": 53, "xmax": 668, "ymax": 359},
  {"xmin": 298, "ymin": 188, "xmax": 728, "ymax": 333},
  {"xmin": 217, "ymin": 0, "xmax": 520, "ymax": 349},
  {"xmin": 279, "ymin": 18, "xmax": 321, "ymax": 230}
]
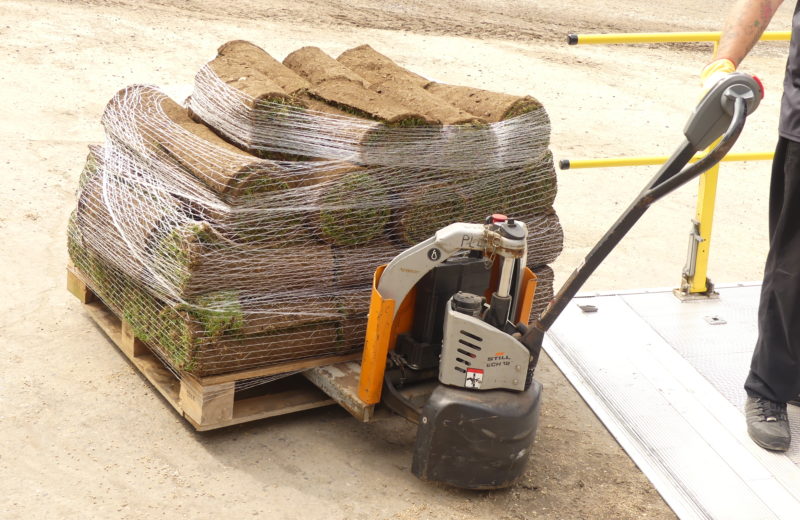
[{"xmin": 67, "ymin": 42, "xmax": 562, "ymax": 377}]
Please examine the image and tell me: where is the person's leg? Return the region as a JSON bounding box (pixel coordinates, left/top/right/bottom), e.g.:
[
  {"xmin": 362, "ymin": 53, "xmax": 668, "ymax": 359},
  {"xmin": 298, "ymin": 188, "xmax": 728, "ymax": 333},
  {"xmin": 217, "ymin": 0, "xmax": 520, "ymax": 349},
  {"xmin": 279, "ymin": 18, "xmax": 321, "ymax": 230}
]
[
  {"xmin": 746, "ymin": 137, "xmax": 800, "ymax": 402},
  {"xmin": 744, "ymin": 137, "xmax": 800, "ymax": 451}
]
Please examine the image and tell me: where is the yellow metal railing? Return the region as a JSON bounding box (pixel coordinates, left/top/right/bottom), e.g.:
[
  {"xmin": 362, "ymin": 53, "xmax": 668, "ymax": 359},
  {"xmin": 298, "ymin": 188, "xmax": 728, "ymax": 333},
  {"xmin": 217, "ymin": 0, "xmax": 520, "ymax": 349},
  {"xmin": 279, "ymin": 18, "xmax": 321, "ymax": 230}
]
[
  {"xmin": 567, "ymin": 31, "xmax": 790, "ymax": 46},
  {"xmin": 564, "ymin": 31, "xmax": 787, "ymax": 295},
  {"xmin": 560, "ymin": 152, "xmax": 774, "ymax": 170}
]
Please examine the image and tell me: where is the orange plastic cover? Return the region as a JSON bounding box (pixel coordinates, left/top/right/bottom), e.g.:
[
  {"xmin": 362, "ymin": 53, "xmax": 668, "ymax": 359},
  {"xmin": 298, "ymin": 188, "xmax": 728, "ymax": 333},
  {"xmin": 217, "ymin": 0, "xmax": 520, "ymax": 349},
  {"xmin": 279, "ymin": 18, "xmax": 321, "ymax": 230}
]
[{"xmin": 357, "ymin": 265, "xmax": 536, "ymax": 405}]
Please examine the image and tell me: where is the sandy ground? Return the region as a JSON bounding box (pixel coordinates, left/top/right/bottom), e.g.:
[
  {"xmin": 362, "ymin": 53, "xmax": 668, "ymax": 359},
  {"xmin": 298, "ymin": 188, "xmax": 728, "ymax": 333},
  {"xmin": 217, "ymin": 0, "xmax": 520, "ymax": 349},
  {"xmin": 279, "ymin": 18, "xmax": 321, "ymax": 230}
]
[{"xmin": 0, "ymin": 0, "xmax": 795, "ymax": 518}]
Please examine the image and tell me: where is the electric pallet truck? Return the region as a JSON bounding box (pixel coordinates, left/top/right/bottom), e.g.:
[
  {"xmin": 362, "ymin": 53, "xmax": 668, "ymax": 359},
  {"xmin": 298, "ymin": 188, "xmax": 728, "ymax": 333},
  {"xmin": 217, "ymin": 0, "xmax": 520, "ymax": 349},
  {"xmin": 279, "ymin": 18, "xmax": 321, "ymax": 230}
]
[{"xmin": 312, "ymin": 73, "xmax": 763, "ymax": 489}]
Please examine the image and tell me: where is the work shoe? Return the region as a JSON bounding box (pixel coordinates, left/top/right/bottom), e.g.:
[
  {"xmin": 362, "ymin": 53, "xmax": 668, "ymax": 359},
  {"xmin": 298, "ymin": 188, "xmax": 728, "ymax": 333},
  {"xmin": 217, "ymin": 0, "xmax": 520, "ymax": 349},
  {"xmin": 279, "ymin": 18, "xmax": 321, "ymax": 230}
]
[{"xmin": 745, "ymin": 396, "xmax": 791, "ymax": 452}]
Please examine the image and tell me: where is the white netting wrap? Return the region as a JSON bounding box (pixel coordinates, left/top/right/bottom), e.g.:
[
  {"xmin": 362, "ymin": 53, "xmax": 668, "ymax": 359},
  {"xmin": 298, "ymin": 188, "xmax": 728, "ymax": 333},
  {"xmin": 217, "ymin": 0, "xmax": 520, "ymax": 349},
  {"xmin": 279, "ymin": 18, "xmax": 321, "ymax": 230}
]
[
  {"xmin": 189, "ymin": 64, "xmax": 551, "ymax": 171},
  {"xmin": 68, "ymin": 42, "xmax": 562, "ymax": 377}
]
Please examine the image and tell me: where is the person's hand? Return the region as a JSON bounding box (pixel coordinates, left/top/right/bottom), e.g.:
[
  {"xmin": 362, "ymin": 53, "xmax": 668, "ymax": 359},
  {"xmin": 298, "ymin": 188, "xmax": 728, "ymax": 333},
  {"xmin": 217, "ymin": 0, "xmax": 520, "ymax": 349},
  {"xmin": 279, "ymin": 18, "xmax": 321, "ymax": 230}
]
[{"xmin": 700, "ymin": 58, "xmax": 737, "ymax": 92}]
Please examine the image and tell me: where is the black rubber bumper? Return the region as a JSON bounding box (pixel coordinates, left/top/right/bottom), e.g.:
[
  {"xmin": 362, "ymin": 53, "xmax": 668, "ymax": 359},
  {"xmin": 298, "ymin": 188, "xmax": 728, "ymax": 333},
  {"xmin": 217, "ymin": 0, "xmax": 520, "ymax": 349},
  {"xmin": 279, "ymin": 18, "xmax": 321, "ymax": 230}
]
[{"xmin": 411, "ymin": 379, "xmax": 543, "ymax": 490}]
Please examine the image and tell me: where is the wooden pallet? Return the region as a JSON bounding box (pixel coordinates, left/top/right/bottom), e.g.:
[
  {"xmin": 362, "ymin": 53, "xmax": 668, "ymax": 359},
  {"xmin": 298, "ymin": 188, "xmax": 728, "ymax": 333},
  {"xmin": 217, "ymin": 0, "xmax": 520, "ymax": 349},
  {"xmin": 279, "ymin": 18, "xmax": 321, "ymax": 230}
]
[{"xmin": 67, "ymin": 266, "xmax": 361, "ymax": 431}]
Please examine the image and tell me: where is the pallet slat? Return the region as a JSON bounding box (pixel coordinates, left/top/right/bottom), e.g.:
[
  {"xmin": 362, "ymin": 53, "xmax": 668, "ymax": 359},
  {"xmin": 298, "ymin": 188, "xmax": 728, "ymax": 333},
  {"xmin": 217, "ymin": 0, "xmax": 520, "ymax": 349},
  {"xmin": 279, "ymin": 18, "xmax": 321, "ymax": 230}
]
[
  {"xmin": 67, "ymin": 266, "xmax": 339, "ymax": 431},
  {"xmin": 197, "ymin": 351, "xmax": 361, "ymax": 385}
]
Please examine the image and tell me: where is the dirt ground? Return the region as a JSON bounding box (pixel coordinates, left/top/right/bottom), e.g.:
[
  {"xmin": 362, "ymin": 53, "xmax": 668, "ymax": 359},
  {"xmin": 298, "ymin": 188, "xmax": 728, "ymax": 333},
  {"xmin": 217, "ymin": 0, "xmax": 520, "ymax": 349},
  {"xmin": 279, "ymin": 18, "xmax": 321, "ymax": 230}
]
[{"xmin": 0, "ymin": 1, "xmax": 795, "ymax": 518}]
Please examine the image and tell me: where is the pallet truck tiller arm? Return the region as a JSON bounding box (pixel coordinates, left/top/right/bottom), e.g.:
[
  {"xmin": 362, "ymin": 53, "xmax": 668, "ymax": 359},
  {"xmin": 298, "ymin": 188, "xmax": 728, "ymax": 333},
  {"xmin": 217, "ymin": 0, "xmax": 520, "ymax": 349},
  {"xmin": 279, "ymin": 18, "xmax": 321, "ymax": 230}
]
[{"xmin": 520, "ymin": 72, "xmax": 763, "ymax": 362}]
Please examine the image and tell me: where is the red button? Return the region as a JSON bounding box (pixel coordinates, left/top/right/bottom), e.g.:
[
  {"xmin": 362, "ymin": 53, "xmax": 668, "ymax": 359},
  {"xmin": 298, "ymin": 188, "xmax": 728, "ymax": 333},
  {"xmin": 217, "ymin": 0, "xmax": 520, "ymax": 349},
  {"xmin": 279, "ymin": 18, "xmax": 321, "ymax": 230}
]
[
  {"xmin": 491, "ymin": 213, "xmax": 507, "ymax": 223},
  {"xmin": 752, "ymin": 74, "xmax": 765, "ymax": 99}
]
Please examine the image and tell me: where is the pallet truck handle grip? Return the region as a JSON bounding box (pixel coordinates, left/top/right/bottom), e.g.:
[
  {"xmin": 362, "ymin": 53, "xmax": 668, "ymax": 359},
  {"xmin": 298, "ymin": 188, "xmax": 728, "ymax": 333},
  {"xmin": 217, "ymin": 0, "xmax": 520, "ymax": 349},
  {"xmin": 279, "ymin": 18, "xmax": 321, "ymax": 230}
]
[{"xmin": 645, "ymin": 94, "xmax": 748, "ymax": 202}]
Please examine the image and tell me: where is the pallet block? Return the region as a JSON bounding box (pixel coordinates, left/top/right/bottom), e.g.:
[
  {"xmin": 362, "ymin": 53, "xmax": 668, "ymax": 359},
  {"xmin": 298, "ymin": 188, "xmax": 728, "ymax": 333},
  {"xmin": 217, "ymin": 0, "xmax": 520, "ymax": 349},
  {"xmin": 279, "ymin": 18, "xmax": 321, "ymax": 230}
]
[{"xmin": 67, "ymin": 265, "xmax": 361, "ymax": 431}]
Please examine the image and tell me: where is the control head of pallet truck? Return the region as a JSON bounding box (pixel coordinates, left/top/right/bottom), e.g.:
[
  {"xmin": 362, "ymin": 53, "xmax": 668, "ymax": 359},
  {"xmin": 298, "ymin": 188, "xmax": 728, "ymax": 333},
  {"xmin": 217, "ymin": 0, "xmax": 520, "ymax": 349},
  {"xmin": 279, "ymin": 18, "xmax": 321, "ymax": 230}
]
[{"xmin": 685, "ymin": 72, "xmax": 762, "ymax": 151}]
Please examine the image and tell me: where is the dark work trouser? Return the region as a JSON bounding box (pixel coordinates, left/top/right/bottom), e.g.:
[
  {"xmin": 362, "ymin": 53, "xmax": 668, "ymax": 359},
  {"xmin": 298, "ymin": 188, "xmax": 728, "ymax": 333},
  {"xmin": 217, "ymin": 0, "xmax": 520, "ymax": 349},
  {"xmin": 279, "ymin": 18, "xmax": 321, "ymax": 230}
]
[{"xmin": 745, "ymin": 137, "xmax": 800, "ymax": 402}]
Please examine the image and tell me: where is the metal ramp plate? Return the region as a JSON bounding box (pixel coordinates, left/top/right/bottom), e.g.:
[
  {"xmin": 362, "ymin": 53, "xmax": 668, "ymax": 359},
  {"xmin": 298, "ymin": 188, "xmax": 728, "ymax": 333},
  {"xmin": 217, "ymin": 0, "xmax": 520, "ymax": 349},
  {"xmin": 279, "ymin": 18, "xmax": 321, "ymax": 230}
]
[{"xmin": 544, "ymin": 284, "xmax": 800, "ymax": 520}]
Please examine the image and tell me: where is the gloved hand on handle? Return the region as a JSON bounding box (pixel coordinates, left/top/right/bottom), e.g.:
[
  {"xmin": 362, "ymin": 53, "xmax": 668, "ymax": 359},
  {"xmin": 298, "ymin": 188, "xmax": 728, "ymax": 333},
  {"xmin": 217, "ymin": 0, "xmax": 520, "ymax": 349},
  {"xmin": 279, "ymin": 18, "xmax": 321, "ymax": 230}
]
[{"xmin": 700, "ymin": 58, "xmax": 737, "ymax": 92}]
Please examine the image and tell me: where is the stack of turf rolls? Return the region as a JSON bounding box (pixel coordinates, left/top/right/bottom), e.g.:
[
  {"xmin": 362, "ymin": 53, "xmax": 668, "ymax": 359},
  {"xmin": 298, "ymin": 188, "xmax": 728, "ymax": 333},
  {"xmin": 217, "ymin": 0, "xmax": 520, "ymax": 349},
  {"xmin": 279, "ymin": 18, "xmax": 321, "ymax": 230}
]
[{"xmin": 68, "ymin": 41, "xmax": 561, "ymax": 377}]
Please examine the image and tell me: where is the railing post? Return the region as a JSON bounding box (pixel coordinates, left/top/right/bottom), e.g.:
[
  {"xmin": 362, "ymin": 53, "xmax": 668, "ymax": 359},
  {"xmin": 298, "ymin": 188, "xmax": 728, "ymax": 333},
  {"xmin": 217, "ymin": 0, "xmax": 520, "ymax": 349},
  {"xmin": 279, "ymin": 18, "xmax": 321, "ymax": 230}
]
[
  {"xmin": 679, "ymin": 42, "xmax": 721, "ymax": 297},
  {"xmin": 680, "ymin": 154, "xmax": 720, "ymax": 296}
]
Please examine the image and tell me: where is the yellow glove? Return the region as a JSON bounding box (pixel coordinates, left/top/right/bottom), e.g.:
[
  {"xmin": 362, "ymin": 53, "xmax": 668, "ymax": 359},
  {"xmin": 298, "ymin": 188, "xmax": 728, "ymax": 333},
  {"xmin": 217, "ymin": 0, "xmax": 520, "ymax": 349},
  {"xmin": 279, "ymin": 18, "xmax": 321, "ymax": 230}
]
[{"xmin": 700, "ymin": 58, "xmax": 737, "ymax": 92}]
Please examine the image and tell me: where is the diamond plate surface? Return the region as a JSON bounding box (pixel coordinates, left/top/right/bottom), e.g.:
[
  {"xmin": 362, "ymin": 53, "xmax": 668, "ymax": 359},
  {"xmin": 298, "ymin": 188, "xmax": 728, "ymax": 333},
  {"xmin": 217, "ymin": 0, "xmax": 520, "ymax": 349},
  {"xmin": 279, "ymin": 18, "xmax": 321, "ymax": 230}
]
[
  {"xmin": 621, "ymin": 286, "xmax": 800, "ymax": 463},
  {"xmin": 545, "ymin": 285, "xmax": 800, "ymax": 520}
]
